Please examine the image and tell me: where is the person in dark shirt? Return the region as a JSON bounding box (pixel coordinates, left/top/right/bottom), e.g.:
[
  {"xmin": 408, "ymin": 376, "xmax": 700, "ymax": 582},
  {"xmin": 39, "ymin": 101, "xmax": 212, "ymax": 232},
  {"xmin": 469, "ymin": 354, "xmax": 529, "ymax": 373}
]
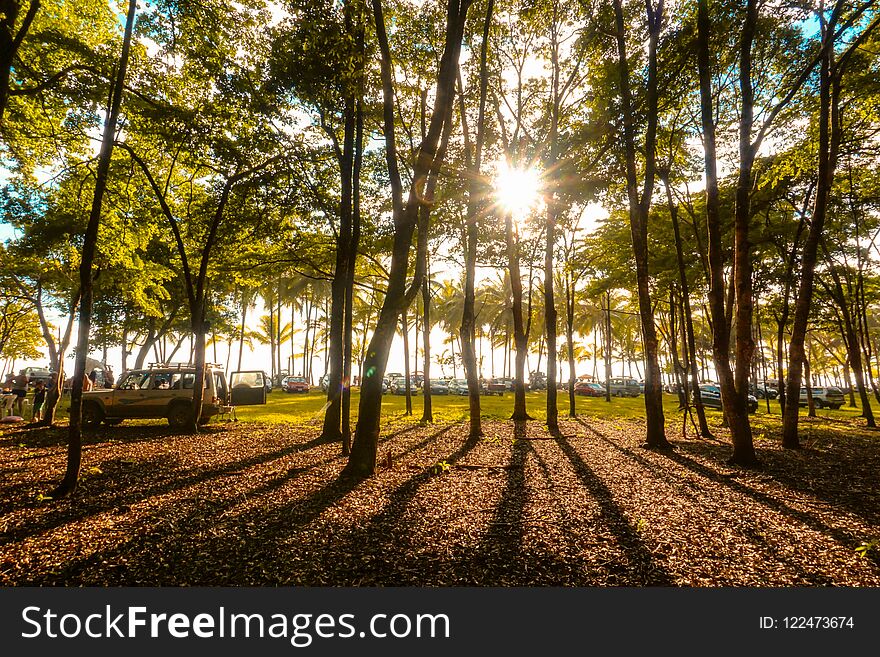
[{"xmin": 31, "ymin": 381, "xmax": 46, "ymax": 422}]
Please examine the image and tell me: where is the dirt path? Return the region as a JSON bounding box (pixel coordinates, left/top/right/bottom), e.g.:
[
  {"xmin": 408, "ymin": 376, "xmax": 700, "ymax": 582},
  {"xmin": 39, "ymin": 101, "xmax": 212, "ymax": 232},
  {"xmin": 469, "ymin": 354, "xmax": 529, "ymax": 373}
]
[{"xmin": 1, "ymin": 417, "xmax": 877, "ymax": 585}]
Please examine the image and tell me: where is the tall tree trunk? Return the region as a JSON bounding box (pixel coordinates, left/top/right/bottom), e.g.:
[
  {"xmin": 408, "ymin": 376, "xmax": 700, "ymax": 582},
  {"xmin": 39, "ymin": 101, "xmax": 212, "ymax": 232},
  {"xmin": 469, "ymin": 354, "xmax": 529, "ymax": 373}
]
[
  {"xmin": 506, "ymin": 213, "xmax": 530, "ymax": 421},
  {"xmin": 604, "ymin": 293, "xmax": 612, "ymax": 402},
  {"xmin": 544, "ymin": 14, "xmax": 560, "ymax": 431},
  {"xmin": 421, "ymin": 276, "xmax": 433, "ymax": 424},
  {"xmin": 342, "ymin": 96, "xmax": 364, "ymax": 456},
  {"xmin": 782, "ymin": 17, "xmax": 842, "ymax": 447},
  {"xmin": 302, "ymin": 295, "xmax": 311, "ymax": 378},
  {"xmin": 565, "ymin": 270, "xmax": 577, "ymax": 417},
  {"xmin": 268, "ymin": 300, "xmax": 276, "ymax": 382},
  {"xmin": 402, "ymin": 310, "xmax": 412, "ymax": 415},
  {"xmin": 663, "ymin": 173, "xmax": 711, "ymax": 437},
  {"xmin": 730, "ymin": 0, "xmax": 759, "ymax": 458},
  {"xmin": 320, "ymin": 92, "xmax": 356, "ymax": 443},
  {"xmin": 612, "ymin": 0, "xmax": 668, "ymax": 447},
  {"xmin": 844, "ymin": 361, "xmax": 855, "ymax": 407},
  {"xmin": 697, "ymin": 0, "xmax": 757, "ymax": 464},
  {"xmin": 804, "ymin": 354, "xmax": 816, "ymax": 417},
  {"xmin": 345, "ymin": 0, "xmax": 470, "ymax": 477},
  {"xmin": 35, "ymin": 284, "xmax": 79, "ymax": 427},
  {"xmin": 826, "ymin": 268, "xmax": 875, "ymax": 427},
  {"xmin": 51, "ymin": 0, "xmax": 136, "ymax": 498},
  {"xmin": 237, "ymin": 289, "xmax": 248, "ymax": 372},
  {"xmin": 456, "ymin": 0, "xmax": 491, "ymax": 440}
]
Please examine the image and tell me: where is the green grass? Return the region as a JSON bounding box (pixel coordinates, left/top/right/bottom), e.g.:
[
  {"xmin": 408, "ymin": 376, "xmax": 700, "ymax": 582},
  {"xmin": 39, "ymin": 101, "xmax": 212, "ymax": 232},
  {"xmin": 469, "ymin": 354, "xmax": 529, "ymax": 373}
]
[
  {"xmin": 232, "ymin": 388, "xmax": 870, "ymax": 429},
  {"xmin": 34, "ymin": 387, "xmax": 872, "ymax": 436}
]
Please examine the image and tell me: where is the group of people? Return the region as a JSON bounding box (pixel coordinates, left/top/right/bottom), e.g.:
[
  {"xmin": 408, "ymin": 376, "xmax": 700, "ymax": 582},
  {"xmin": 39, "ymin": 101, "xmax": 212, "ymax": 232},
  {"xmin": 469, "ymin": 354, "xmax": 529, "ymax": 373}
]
[
  {"xmin": 1, "ymin": 371, "xmax": 46, "ymax": 422},
  {"xmin": 1, "ymin": 365, "xmax": 116, "ymax": 423}
]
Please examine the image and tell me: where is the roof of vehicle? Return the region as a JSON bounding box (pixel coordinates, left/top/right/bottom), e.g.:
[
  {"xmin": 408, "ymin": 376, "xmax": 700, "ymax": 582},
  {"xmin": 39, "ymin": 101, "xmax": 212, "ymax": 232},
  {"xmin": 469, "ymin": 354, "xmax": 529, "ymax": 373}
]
[{"xmin": 129, "ymin": 363, "xmax": 226, "ymax": 374}]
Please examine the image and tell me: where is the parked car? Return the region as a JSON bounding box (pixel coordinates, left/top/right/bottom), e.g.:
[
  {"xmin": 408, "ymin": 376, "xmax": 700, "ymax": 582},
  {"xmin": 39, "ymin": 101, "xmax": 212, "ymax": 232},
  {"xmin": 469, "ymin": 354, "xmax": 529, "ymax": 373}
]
[
  {"xmin": 319, "ymin": 374, "xmax": 330, "ymax": 393},
  {"xmin": 79, "ymin": 364, "xmax": 266, "ymax": 428},
  {"xmin": 447, "ymin": 378, "xmax": 469, "ymax": 395},
  {"xmin": 428, "ymin": 378, "xmax": 450, "ymax": 395},
  {"xmin": 283, "ymin": 376, "xmax": 310, "ymax": 393},
  {"xmin": 607, "ymin": 377, "xmax": 641, "ymax": 397},
  {"xmin": 696, "ymin": 383, "xmax": 758, "ymax": 414},
  {"xmin": 388, "ymin": 377, "xmax": 419, "ymax": 395},
  {"xmin": 482, "ymin": 378, "xmax": 507, "ymax": 396},
  {"xmin": 383, "ymin": 372, "xmax": 404, "ymax": 392},
  {"xmin": 750, "ymin": 383, "xmax": 778, "ymax": 399},
  {"xmin": 21, "ymin": 367, "xmax": 54, "ymax": 388},
  {"xmin": 575, "ymin": 381, "xmax": 605, "ymax": 397},
  {"xmin": 798, "ymin": 386, "xmax": 845, "ymax": 410}
]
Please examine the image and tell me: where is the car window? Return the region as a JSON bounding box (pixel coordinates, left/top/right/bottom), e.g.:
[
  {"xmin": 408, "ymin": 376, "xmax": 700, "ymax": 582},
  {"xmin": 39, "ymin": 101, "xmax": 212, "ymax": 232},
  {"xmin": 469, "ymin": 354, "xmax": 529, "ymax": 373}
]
[
  {"xmin": 119, "ymin": 372, "xmax": 150, "ymax": 390},
  {"xmin": 150, "ymin": 374, "xmax": 173, "ymax": 390},
  {"xmin": 232, "ymin": 371, "xmax": 264, "ymax": 388},
  {"xmin": 169, "ymin": 372, "xmax": 198, "ymax": 389}
]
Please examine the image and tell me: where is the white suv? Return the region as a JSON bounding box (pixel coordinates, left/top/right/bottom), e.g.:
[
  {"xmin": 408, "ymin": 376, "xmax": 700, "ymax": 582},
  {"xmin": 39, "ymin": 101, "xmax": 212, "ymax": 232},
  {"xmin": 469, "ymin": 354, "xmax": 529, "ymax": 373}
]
[
  {"xmin": 798, "ymin": 386, "xmax": 845, "ymax": 410},
  {"xmin": 80, "ymin": 365, "xmax": 267, "ymax": 428}
]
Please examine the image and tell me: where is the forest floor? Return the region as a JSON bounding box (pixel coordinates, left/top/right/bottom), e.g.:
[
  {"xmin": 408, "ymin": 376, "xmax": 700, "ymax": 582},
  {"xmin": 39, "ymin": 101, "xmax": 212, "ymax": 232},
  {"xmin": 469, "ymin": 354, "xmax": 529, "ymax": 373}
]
[{"xmin": 1, "ymin": 413, "xmax": 878, "ymax": 586}]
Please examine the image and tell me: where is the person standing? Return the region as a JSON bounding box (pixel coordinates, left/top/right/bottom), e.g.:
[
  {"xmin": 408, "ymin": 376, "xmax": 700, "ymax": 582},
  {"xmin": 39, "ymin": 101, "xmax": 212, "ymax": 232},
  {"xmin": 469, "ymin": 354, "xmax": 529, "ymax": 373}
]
[
  {"xmin": 10, "ymin": 370, "xmax": 28, "ymax": 416},
  {"xmin": 31, "ymin": 381, "xmax": 46, "ymax": 422}
]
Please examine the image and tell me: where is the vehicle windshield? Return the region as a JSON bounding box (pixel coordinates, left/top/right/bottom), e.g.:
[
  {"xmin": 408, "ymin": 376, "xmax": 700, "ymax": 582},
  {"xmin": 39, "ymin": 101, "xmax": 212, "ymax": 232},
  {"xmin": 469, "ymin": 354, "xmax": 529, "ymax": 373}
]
[{"xmin": 119, "ymin": 372, "xmax": 150, "ymax": 390}]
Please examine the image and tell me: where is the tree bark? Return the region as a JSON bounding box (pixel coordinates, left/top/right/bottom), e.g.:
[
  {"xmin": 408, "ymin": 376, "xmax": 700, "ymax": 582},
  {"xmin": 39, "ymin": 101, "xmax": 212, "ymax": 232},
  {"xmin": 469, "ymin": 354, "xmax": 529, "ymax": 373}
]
[
  {"xmin": 457, "ymin": 0, "xmax": 492, "ymax": 440},
  {"xmin": 663, "ymin": 173, "xmax": 711, "ymax": 437},
  {"xmin": 782, "ymin": 15, "xmax": 843, "ymax": 447},
  {"xmin": 51, "ymin": 0, "xmax": 136, "ymax": 498},
  {"xmin": 345, "ymin": 0, "xmax": 471, "ymax": 477},
  {"xmin": 342, "ymin": 96, "xmax": 364, "ymax": 456},
  {"xmin": 612, "ymin": 0, "xmax": 668, "ymax": 448},
  {"xmin": 320, "ymin": 93, "xmax": 356, "ymax": 443},
  {"xmin": 421, "ymin": 276, "xmax": 433, "ymax": 424},
  {"xmin": 506, "ymin": 212, "xmax": 531, "ymax": 421},
  {"xmin": 697, "ymin": 0, "xmax": 757, "ymax": 464}
]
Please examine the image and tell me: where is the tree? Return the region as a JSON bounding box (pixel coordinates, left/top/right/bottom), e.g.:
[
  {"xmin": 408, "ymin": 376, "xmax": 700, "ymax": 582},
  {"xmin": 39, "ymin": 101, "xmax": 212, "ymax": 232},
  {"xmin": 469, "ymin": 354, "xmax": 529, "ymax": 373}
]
[
  {"xmin": 51, "ymin": 0, "xmax": 137, "ymax": 499},
  {"xmin": 345, "ymin": 0, "xmax": 473, "ymax": 477},
  {"xmin": 610, "ymin": 0, "xmax": 669, "ymax": 448}
]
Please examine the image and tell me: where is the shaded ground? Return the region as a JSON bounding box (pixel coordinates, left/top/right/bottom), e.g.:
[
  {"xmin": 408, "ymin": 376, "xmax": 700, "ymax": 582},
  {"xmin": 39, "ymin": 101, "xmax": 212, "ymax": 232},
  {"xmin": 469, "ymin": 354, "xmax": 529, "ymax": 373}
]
[{"xmin": 0, "ymin": 415, "xmax": 878, "ymax": 586}]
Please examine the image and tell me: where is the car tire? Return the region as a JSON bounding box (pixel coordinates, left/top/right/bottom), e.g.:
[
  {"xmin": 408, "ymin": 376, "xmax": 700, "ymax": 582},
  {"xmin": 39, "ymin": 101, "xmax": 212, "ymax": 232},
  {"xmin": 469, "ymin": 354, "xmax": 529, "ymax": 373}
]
[
  {"xmin": 81, "ymin": 402, "xmax": 104, "ymax": 428},
  {"xmin": 105, "ymin": 418, "xmax": 123, "ymax": 426},
  {"xmin": 830, "ymin": 404, "xmax": 841, "ymax": 410},
  {"xmin": 168, "ymin": 402, "xmax": 193, "ymax": 429}
]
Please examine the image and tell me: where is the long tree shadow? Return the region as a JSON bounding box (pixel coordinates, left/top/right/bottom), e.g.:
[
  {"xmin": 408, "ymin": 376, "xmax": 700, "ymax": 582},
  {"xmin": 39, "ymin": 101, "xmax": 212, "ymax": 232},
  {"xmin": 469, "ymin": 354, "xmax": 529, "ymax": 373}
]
[
  {"xmin": 290, "ymin": 426, "xmax": 483, "ymax": 585},
  {"xmin": 572, "ymin": 418, "xmax": 851, "ymax": 584},
  {"xmin": 554, "ymin": 423, "xmax": 672, "ymax": 585},
  {"xmin": 28, "ymin": 457, "xmax": 360, "ymax": 585},
  {"xmin": 20, "ymin": 423, "xmax": 465, "ymax": 585},
  {"xmin": 1, "ymin": 423, "xmax": 198, "ymax": 449},
  {"xmin": 663, "ymin": 444, "xmax": 873, "ymax": 554},
  {"xmin": 0, "ymin": 430, "xmax": 335, "ymax": 544},
  {"xmin": 675, "ymin": 434, "xmax": 880, "ymax": 527},
  {"xmin": 461, "ymin": 421, "xmax": 533, "ymax": 584}
]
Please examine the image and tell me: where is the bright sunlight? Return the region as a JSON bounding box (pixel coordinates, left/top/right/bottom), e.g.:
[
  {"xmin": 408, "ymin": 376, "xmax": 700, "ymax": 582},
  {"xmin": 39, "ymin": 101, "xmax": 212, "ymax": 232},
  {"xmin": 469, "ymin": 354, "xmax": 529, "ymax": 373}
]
[{"xmin": 494, "ymin": 161, "xmax": 542, "ymax": 220}]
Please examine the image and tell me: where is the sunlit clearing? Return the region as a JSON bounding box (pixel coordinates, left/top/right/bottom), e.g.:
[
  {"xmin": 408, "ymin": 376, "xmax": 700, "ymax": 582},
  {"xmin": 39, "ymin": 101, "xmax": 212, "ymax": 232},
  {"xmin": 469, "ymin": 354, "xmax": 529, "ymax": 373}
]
[{"xmin": 494, "ymin": 162, "xmax": 542, "ymax": 220}]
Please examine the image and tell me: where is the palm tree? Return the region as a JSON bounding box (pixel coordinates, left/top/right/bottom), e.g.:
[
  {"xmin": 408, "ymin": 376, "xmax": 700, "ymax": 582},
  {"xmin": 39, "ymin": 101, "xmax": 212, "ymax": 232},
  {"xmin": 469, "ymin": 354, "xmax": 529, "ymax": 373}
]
[{"xmin": 479, "ymin": 272, "xmax": 513, "ymax": 378}]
